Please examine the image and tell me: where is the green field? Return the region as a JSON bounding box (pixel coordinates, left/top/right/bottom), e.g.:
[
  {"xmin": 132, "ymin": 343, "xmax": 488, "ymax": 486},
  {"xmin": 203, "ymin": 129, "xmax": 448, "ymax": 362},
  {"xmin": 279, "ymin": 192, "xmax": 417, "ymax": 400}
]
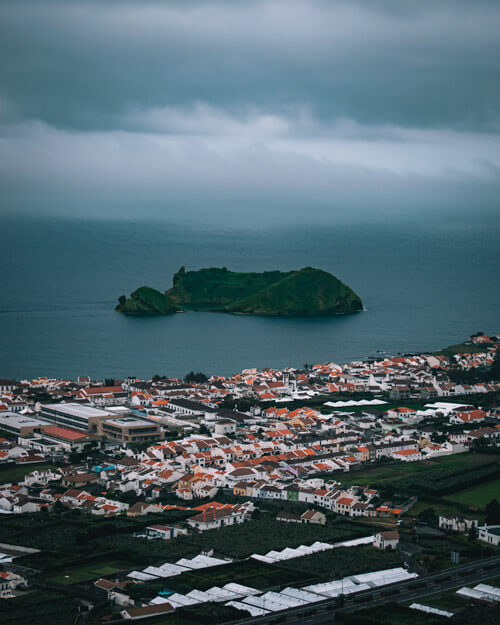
[
  {"xmin": 328, "ymin": 401, "xmax": 427, "ymax": 415},
  {"xmin": 1, "ymin": 591, "xmax": 80, "ymax": 625},
  {"xmin": 410, "ymin": 498, "xmax": 468, "ymax": 519},
  {"xmin": 0, "ymin": 462, "xmax": 55, "ymax": 483},
  {"xmin": 337, "ymin": 453, "xmax": 488, "ymax": 487},
  {"xmin": 49, "ymin": 559, "xmax": 130, "ymax": 584},
  {"xmin": 444, "ymin": 477, "xmax": 500, "ymax": 508},
  {"xmin": 418, "ymin": 587, "xmax": 478, "ymax": 612},
  {"xmin": 409, "ymin": 496, "xmax": 490, "ymax": 523},
  {"xmin": 434, "ymin": 342, "xmax": 484, "ymax": 357}
]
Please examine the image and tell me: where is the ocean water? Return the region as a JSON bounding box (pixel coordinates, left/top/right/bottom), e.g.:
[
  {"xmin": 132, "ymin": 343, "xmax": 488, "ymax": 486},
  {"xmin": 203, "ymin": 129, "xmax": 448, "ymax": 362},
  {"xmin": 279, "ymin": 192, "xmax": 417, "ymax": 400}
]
[{"xmin": 0, "ymin": 215, "xmax": 498, "ymax": 380}]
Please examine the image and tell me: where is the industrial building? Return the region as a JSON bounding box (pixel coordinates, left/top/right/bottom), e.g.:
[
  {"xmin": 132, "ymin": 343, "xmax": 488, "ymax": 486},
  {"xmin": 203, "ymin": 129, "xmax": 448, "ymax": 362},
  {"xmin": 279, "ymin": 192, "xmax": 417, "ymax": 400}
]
[
  {"xmin": 0, "ymin": 412, "xmax": 51, "ymax": 437},
  {"xmin": 40, "ymin": 403, "xmax": 113, "ymax": 432},
  {"xmin": 96, "ymin": 416, "xmax": 163, "ymax": 445}
]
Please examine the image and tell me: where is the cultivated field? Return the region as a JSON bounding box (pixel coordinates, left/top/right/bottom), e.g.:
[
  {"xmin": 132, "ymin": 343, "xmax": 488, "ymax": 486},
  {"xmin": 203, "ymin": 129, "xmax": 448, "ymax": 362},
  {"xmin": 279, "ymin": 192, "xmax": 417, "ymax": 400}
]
[
  {"xmin": 336, "ymin": 453, "xmax": 497, "ymax": 487},
  {"xmin": 444, "ymin": 477, "xmax": 500, "ymax": 508},
  {"xmin": 49, "ymin": 559, "xmax": 130, "ymax": 584}
]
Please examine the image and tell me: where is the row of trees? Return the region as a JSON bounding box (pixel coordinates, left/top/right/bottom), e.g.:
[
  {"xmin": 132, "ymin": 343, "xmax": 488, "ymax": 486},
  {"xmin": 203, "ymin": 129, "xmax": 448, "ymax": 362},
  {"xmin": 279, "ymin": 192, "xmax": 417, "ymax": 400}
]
[
  {"xmin": 150, "ymin": 371, "xmax": 210, "ymax": 383},
  {"xmin": 185, "ymin": 371, "xmax": 209, "ymax": 383}
]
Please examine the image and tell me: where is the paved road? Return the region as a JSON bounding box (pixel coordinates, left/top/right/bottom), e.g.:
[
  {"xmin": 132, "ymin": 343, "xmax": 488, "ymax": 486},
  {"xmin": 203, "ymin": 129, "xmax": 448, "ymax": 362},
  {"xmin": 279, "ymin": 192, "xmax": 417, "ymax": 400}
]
[{"xmin": 227, "ymin": 555, "xmax": 500, "ymax": 625}]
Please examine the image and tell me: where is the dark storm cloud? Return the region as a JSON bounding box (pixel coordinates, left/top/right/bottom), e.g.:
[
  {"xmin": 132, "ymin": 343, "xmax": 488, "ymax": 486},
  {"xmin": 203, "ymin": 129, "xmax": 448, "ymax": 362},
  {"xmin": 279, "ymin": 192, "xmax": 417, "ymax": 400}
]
[
  {"xmin": 0, "ymin": 0, "xmax": 499, "ymax": 222},
  {"xmin": 1, "ymin": 0, "xmax": 499, "ymax": 131}
]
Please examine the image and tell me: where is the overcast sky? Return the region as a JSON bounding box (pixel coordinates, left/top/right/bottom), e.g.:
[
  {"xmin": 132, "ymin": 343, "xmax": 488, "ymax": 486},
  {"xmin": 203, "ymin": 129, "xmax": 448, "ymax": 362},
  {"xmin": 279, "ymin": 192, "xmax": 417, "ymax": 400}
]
[{"xmin": 0, "ymin": 0, "xmax": 499, "ymax": 224}]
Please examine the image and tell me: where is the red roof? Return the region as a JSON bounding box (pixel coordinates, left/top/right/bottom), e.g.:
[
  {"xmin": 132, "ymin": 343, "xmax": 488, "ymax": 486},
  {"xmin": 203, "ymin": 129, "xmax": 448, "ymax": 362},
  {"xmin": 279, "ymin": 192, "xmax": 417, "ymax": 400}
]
[
  {"xmin": 84, "ymin": 385, "xmax": 123, "ymax": 395},
  {"xmin": 43, "ymin": 425, "xmax": 91, "ymax": 441},
  {"xmin": 337, "ymin": 497, "xmax": 354, "ymax": 506},
  {"xmin": 394, "ymin": 449, "xmax": 419, "ymax": 456},
  {"xmin": 192, "ymin": 501, "xmax": 225, "ymax": 512}
]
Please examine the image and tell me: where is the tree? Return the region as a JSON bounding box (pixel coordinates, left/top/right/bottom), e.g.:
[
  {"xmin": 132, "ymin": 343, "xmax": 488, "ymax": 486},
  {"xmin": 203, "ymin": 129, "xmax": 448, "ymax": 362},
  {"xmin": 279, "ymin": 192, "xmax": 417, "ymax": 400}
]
[
  {"xmin": 470, "ymin": 437, "xmax": 490, "ymax": 451},
  {"xmin": 128, "ymin": 440, "xmax": 153, "ymax": 453},
  {"xmin": 491, "ymin": 351, "xmax": 500, "ymax": 381},
  {"xmin": 104, "ymin": 377, "xmax": 115, "ymax": 386},
  {"xmin": 236, "ymin": 397, "xmax": 253, "ymax": 412},
  {"xmin": 69, "ymin": 450, "xmax": 83, "ymax": 464},
  {"xmin": 418, "ymin": 507, "xmax": 436, "ymax": 525},
  {"xmin": 221, "ymin": 395, "xmax": 235, "ymax": 409},
  {"xmin": 485, "ymin": 499, "xmax": 500, "ymax": 525},
  {"xmin": 185, "ymin": 371, "xmax": 208, "ymax": 383},
  {"xmin": 434, "ymin": 434, "xmax": 448, "ymax": 444},
  {"xmin": 54, "ymin": 500, "xmax": 65, "ymax": 514},
  {"xmin": 83, "ymin": 441, "xmax": 98, "ymax": 453}
]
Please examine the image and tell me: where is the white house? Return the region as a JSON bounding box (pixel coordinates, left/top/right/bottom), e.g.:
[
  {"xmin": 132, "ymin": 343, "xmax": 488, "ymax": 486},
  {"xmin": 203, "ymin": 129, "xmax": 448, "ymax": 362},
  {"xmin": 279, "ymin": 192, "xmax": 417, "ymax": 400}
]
[
  {"xmin": 391, "ymin": 449, "xmax": 422, "ymax": 462},
  {"xmin": 374, "ymin": 530, "xmax": 399, "ymax": 550},
  {"xmin": 214, "ymin": 419, "xmax": 237, "ymax": 436},
  {"xmin": 0, "ymin": 570, "xmax": 24, "ymax": 598},
  {"xmin": 22, "ymin": 468, "xmax": 61, "ymax": 487},
  {"xmin": 439, "ymin": 515, "xmax": 478, "ymax": 533},
  {"xmin": 477, "ymin": 525, "xmax": 500, "ymax": 546},
  {"xmin": 187, "ymin": 503, "xmax": 253, "ymax": 531},
  {"xmin": 139, "ymin": 525, "xmax": 187, "ymax": 540}
]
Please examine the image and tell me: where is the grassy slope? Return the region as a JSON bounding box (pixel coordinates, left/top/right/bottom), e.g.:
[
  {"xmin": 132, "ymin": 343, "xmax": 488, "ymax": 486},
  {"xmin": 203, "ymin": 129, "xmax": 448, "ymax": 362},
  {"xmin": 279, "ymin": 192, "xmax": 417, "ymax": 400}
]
[
  {"xmin": 444, "ymin": 477, "xmax": 500, "ymax": 508},
  {"xmin": 116, "ymin": 286, "xmax": 177, "ymax": 315},
  {"xmin": 168, "ymin": 266, "xmax": 363, "ymax": 316},
  {"xmin": 167, "ymin": 267, "xmax": 286, "ymax": 310},
  {"xmin": 48, "ymin": 560, "xmax": 128, "ymax": 584},
  {"xmin": 118, "ymin": 267, "xmax": 363, "ymax": 316},
  {"xmin": 338, "ymin": 453, "xmax": 498, "ymax": 520},
  {"xmin": 434, "ymin": 342, "xmax": 484, "ymax": 356},
  {"xmin": 337, "ymin": 453, "xmax": 496, "ymax": 487},
  {"xmin": 227, "ymin": 267, "xmax": 363, "ymax": 316}
]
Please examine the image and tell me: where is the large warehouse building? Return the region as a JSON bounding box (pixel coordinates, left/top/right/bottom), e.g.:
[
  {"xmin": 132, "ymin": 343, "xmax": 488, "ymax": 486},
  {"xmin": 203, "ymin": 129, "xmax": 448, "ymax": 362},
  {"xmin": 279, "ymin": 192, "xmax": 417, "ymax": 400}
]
[{"xmin": 40, "ymin": 403, "xmax": 114, "ymax": 432}]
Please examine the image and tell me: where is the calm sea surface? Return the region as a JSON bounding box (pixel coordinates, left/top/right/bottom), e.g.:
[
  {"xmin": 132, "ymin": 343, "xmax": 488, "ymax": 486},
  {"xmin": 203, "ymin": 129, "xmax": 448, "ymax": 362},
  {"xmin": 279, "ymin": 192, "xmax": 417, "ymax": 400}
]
[{"xmin": 0, "ymin": 216, "xmax": 498, "ymax": 380}]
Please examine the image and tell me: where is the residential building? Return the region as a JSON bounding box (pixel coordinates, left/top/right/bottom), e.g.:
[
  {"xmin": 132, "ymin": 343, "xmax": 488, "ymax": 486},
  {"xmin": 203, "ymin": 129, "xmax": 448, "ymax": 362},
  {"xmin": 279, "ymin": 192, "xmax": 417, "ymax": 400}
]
[
  {"xmin": 374, "ymin": 530, "xmax": 399, "ymax": 550},
  {"xmin": 121, "ymin": 603, "xmax": 174, "ymax": 620},
  {"xmin": 477, "ymin": 525, "xmax": 500, "ymax": 546},
  {"xmin": 439, "ymin": 515, "xmax": 479, "ymax": 533}
]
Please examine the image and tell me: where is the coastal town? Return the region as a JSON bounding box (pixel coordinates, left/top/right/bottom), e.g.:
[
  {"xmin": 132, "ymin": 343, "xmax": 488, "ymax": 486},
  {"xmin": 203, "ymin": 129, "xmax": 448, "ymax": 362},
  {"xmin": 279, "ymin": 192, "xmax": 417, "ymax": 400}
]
[
  {"xmin": 3, "ymin": 2, "xmax": 500, "ymax": 624},
  {"xmin": 1, "ymin": 333, "xmax": 499, "ymax": 624}
]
